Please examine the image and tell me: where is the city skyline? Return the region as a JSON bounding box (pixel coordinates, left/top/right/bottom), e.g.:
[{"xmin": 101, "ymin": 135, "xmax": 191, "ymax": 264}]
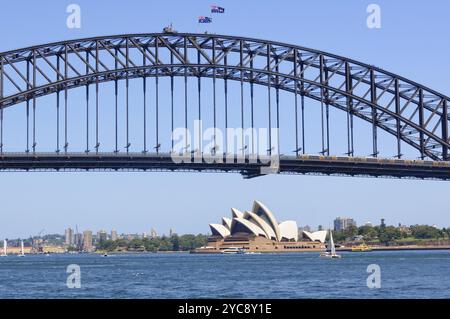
[
  {"xmin": 2, "ymin": 214, "xmax": 448, "ymax": 242},
  {"xmin": 0, "ymin": 1, "xmax": 449, "ymax": 238}
]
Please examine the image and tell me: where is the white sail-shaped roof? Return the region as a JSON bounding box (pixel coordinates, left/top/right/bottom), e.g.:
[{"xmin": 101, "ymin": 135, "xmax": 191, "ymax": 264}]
[
  {"xmin": 303, "ymin": 230, "xmax": 327, "ymax": 243},
  {"xmin": 209, "ymin": 224, "xmax": 231, "ymax": 238},
  {"xmin": 251, "ymin": 200, "xmax": 281, "ymax": 241},
  {"xmin": 231, "ymin": 208, "xmax": 244, "ymax": 219},
  {"xmin": 230, "ymin": 218, "xmax": 266, "ymax": 237},
  {"xmin": 279, "ymin": 221, "xmax": 299, "ymax": 241},
  {"xmin": 243, "ymin": 211, "xmax": 277, "ymax": 240},
  {"xmin": 222, "ymin": 217, "xmax": 232, "ymax": 230}
]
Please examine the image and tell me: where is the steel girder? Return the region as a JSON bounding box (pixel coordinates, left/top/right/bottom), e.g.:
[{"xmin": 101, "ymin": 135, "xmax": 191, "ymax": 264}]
[{"xmin": 0, "ymin": 33, "xmax": 449, "ymax": 160}]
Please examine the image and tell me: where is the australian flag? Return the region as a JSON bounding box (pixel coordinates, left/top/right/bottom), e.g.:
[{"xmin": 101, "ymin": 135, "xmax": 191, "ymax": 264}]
[
  {"xmin": 198, "ymin": 16, "xmax": 212, "ymax": 23},
  {"xmin": 211, "ymin": 5, "xmax": 225, "ymax": 13}
]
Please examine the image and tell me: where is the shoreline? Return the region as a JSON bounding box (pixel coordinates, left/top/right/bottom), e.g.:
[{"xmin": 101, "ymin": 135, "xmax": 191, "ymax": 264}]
[
  {"xmin": 4, "ymin": 245, "xmax": 450, "ymax": 255},
  {"xmin": 338, "ymin": 245, "xmax": 450, "ymax": 252}
]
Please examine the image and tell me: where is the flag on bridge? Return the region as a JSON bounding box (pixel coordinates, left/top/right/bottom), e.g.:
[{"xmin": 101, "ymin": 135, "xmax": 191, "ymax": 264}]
[
  {"xmin": 211, "ymin": 5, "xmax": 225, "ymax": 13},
  {"xmin": 198, "ymin": 16, "xmax": 213, "ymax": 23}
]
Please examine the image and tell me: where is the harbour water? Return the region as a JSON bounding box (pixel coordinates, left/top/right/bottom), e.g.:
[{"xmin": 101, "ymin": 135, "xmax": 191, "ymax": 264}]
[{"xmin": 0, "ymin": 250, "xmax": 449, "ymax": 298}]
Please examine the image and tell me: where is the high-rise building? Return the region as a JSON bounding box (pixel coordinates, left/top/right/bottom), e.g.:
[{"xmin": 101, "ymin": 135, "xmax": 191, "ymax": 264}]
[
  {"xmin": 334, "ymin": 217, "xmax": 357, "ymax": 231},
  {"xmin": 82, "ymin": 230, "xmax": 93, "ymax": 252},
  {"xmin": 74, "ymin": 232, "xmax": 83, "ymax": 250},
  {"xmin": 97, "ymin": 230, "xmax": 107, "ymax": 243},
  {"xmin": 64, "ymin": 228, "xmax": 74, "ymax": 246},
  {"xmin": 111, "ymin": 229, "xmax": 118, "ymax": 241}
]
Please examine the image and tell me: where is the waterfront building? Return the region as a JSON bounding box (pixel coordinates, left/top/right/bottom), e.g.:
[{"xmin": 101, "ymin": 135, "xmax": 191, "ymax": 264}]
[
  {"xmin": 194, "ymin": 201, "xmax": 325, "ymax": 253},
  {"xmin": 334, "ymin": 217, "xmax": 357, "ymax": 231},
  {"xmin": 298, "ymin": 225, "xmax": 312, "ymax": 239},
  {"xmin": 82, "ymin": 230, "xmax": 93, "ymax": 252},
  {"xmin": 302, "ymin": 230, "xmax": 328, "ymax": 242},
  {"xmin": 64, "ymin": 228, "xmax": 74, "ymax": 246},
  {"xmin": 111, "ymin": 230, "xmax": 118, "ymax": 241},
  {"xmin": 397, "ymin": 224, "xmax": 411, "ymax": 235}
]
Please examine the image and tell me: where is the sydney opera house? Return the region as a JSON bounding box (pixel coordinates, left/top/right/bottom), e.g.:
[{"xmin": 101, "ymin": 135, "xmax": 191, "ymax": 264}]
[{"xmin": 193, "ymin": 200, "xmax": 327, "ymax": 253}]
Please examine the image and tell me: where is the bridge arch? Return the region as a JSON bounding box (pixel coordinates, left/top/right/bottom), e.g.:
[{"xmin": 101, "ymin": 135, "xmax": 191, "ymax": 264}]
[{"xmin": 0, "ymin": 32, "xmax": 449, "ymax": 163}]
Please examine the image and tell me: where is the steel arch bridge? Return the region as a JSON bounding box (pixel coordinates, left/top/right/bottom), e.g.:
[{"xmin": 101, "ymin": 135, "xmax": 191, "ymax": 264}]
[{"xmin": 0, "ymin": 32, "xmax": 449, "ymax": 179}]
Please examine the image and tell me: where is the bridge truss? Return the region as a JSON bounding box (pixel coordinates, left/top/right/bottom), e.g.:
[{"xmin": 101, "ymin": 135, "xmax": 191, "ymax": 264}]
[{"xmin": 0, "ymin": 32, "xmax": 449, "ymax": 179}]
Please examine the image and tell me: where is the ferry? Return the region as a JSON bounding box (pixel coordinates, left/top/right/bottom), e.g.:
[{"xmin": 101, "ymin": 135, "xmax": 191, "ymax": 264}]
[
  {"xmin": 351, "ymin": 244, "xmax": 372, "ymax": 252},
  {"xmin": 221, "ymin": 247, "xmax": 246, "ymax": 254}
]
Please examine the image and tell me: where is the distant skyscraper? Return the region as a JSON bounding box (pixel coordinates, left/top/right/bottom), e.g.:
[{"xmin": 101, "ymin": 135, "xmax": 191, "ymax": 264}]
[
  {"xmin": 64, "ymin": 228, "xmax": 74, "ymax": 246},
  {"xmin": 334, "ymin": 217, "xmax": 357, "ymax": 231},
  {"xmin": 82, "ymin": 230, "xmax": 93, "ymax": 252},
  {"xmin": 74, "ymin": 232, "xmax": 82, "ymax": 250},
  {"xmin": 150, "ymin": 228, "xmax": 158, "ymax": 238},
  {"xmin": 97, "ymin": 230, "xmax": 107, "ymax": 243},
  {"xmin": 169, "ymin": 228, "xmax": 176, "ymax": 237},
  {"xmin": 111, "ymin": 230, "xmax": 118, "ymax": 241}
]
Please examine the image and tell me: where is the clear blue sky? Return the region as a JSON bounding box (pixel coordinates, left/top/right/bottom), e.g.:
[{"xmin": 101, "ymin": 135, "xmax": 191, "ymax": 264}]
[{"xmin": 1, "ymin": 0, "xmax": 449, "ymax": 238}]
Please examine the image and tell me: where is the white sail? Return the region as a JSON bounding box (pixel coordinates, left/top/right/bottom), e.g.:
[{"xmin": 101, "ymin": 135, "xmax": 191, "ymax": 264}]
[
  {"xmin": 18, "ymin": 240, "xmax": 25, "ymax": 256},
  {"xmin": 330, "ymin": 230, "xmax": 336, "ymax": 255},
  {"xmin": 2, "ymin": 239, "xmax": 6, "ymax": 256}
]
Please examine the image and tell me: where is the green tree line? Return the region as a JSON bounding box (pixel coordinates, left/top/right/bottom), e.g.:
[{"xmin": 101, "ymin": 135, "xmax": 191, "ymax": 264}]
[
  {"xmin": 332, "ymin": 224, "xmax": 450, "ymax": 245},
  {"xmin": 96, "ymin": 234, "xmax": 208, "ymax": 252}
]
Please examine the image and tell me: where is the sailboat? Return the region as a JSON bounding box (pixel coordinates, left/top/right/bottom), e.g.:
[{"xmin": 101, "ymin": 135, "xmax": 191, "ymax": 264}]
[
  {"xmin": 320, "ymin": 229, "xmax": 341, "ymax": 259},
  {"xmin": 18, "ymin": 240, "xmax": 25, "ymax": 257},
  {"xmin": 0, "ymin": 240, "xmax": 7, "ymax": 257}
]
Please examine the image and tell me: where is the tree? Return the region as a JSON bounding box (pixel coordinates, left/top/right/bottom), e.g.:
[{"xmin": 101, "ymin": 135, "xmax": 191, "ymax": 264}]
[
  {"xmin": 358, "ymin": 225, "xmax": 377, "ymax": 240},
  {"xmin": 170, "ymin": 235, "xmax": 180, "ymax": 251},
  {"xmin": 410, "ymin": 225, "xmax": 440, "ymax": 239},
  {"xmin": 378, "ymin": 226, "xmax": 401, "ymax": 244}
]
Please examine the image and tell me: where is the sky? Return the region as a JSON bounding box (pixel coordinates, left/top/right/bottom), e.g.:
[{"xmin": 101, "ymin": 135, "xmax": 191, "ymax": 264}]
[{"xmin": 0, "ymin": 0, "xmax": 450, "ymax": 238}]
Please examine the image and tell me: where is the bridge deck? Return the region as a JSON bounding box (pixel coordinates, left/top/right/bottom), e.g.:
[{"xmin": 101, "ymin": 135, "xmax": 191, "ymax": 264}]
[{"xmin": 0, "ymin": 153, "xmax": 449, "ymax": 180}]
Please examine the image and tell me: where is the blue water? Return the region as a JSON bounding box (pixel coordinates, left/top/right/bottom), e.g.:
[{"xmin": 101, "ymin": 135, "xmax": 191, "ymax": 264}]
[{"xmin": 0, "ymin": 250, "xmax": 449, "ymax": 298}]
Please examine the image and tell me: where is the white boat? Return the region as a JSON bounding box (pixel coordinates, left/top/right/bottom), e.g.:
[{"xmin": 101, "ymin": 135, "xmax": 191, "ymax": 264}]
[
  {"xmin": 18, "ymin": 240, "xmax": 25, "ymax": 257},
  {"xmin": 320, "ymin": 230, "xmax": 341, "ymax": 259},
  {"xmin": 221, "ymin": 247, "xmax": 245, "ymax": 254},
  {"xmin": 0, "ymin": 239, "xmax": 7, "ymax": 257}
]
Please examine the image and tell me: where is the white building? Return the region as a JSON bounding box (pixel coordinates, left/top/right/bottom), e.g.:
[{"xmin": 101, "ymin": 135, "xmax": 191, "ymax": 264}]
[{"xmin": 209, "ymin": 200, "xmax": 300, "ymax": 242}]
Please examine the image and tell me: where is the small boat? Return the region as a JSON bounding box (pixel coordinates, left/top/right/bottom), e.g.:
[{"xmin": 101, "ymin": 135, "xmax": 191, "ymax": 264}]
[
  {"xmin": 18, "ymin": 240, "xmax": 25, "ymax": 257},
  {"xmin": 103, "ymin": 253, "xmax": 108, "ymax": 257},
  {"xmin": 320, "ymin": 230, "xmax": 341, "ymax": 259},
  {"xmin": 221, "ymin": 247, "xmax": 245, "ymax": 254},
  {"xmin": 351, "ymin": 243, "xmax": 372, "ymax": 252},
  {"xmin": 0, "ymin": 239, "xmax": 7, "ymax": 257}
]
